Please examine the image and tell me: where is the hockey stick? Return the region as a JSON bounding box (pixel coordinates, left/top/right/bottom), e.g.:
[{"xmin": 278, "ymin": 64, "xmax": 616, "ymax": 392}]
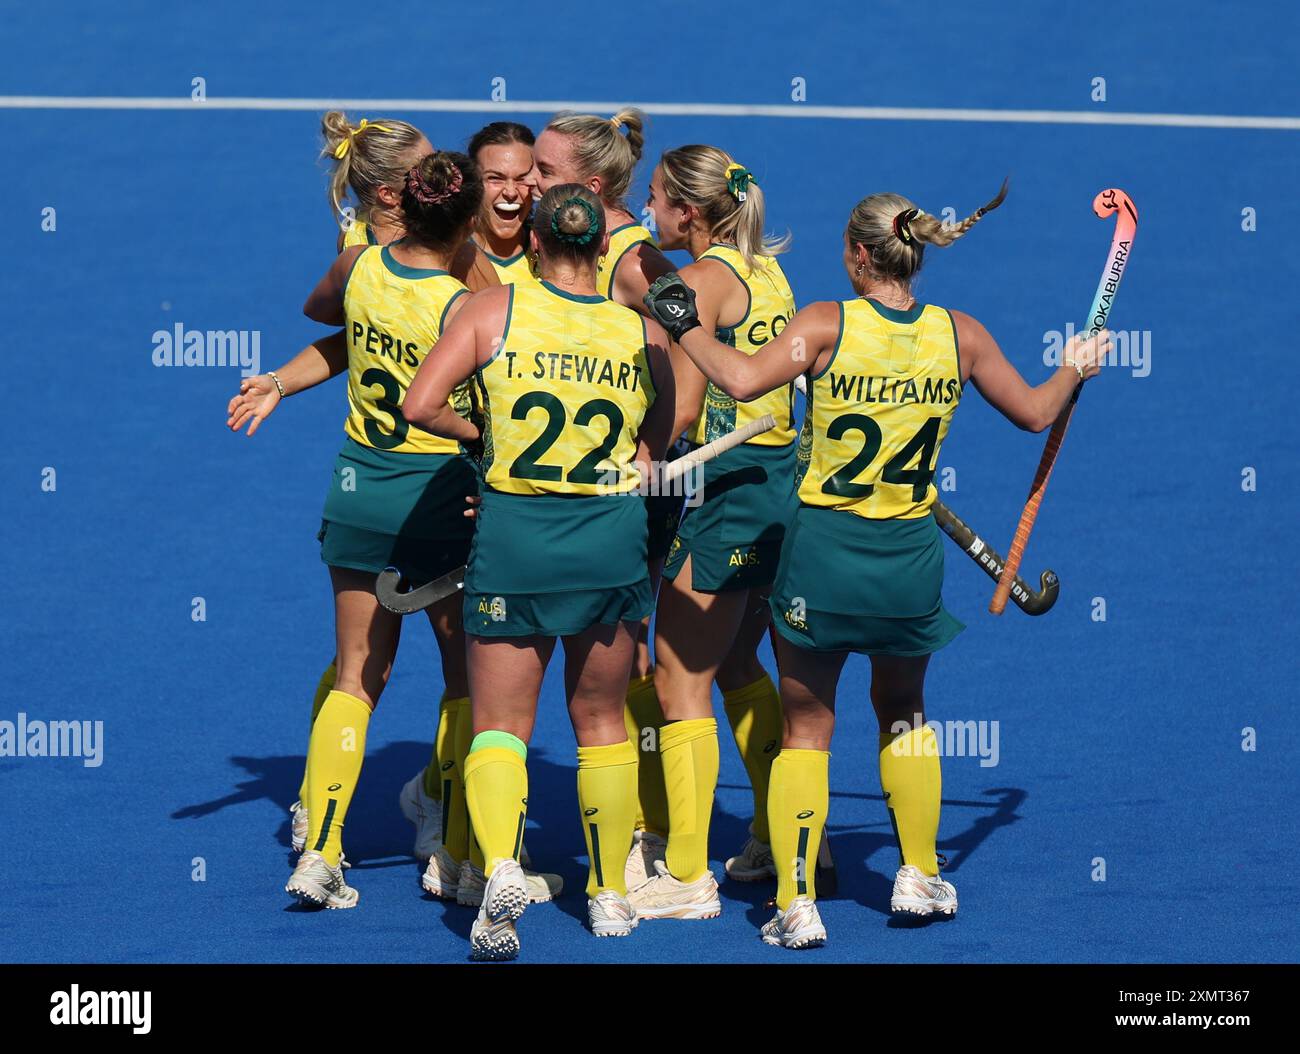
[
  {"xmin": 375, "ymin": 565, "xmax": 466, "ymax": 616},
  {"xmin": 989, "ymin": 188, "xmax": 1138, "ymax": 615},
  {"xmin": 375, "ymin": 415, "xmax": 778, "ymax": 615},
  {"xmin": 659, "ymin": 412, "xmax": 775, "ymax": 485},
  {"xmin": 792, "ymin": 376, "xmax": 1057, "ymax": 616},
  {"xmin": 932, "ymin": 499, "xmax": 1058, "ymax": 615}
]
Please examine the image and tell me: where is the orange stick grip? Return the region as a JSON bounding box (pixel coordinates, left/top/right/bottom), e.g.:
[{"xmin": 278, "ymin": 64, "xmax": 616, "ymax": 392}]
[{"xmin": 989, "ymin": 389, "xmax": 1079, "ymax": 615}]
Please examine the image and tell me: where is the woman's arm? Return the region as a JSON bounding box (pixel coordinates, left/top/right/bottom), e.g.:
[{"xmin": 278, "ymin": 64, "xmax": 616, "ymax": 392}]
[
  {"xmin": 677, "ymin": 299, "xmax": 840, "ymax": 402},
  {"xmin": 226, "ymin": 330, "xmax": 348, "ymax": 436},
  {"xmin": 956, "ymin": 310, "xmax": 1110, "ymax": 432},
  {"xmin": 614, "ymin": 242, "xmax": 678, "ymax": 317},
  {"xmin": 304, "ymin": 246, "xmax": 364, "ymax": 324},
  {"xmin": 666, "ymin": 258, "xmax": 734, "ymax": 440},
  {"xmin": 403, "ymin": 287, "xmax": 509, "ymax": 442},
  {"xmin": 634, "ymin": 318, "xmax": 678, "ymax": 470},
  {"xmin": 453, "ymin": 240, "xmax": 502, "ymax": 292}
]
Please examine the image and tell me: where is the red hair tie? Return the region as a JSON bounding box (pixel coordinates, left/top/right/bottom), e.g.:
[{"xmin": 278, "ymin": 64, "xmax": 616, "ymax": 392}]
[{"xmin": 405, "ymin": 162, "xmax": 463, "ymax": 206}]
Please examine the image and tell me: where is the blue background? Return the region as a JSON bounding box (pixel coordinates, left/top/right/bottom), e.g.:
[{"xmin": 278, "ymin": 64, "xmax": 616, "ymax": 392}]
[{"xmin": 1, "ymin": 1, "xmax": 1296, "ymax": 962}]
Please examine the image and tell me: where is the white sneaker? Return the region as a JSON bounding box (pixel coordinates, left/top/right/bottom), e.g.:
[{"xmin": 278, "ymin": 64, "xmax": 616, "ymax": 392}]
[
  {"xmin": 456, "ymin": 858, "xmax": 562, "ymax": 907},
  {"xmin": 398, "ymin": 771, "xmax": 444, "ymax": 861},
  {"xmin": 725, "ymin": 834, "xmax": 776, "ymax": 882},
  {"xmin": 289, "ymin": 799, "xmax": 308, "ymax": 852},
  {"xmin": 760, "ymin": 896, "xmax": 826, "ymax": 949},
  {"xmin": 285, "ymin": 850, "xmax": 359, "ymax": 909},
  {"xmin": 624, "ymin": 830, "xmax": 667, "ymax": 892},
  {"xmin": 288, "ymin": 801, "xmax": 350, "ymax": 868},
  {"xmin": 421, "ymin": 847, "xmax": 461, "ymax": 898},
  {"xmin": 890, "ymin": 864, "xmax": 958, "ymax": 918},
  {"xmin": 588, "ymin": 890, "xmax": 638, "ymax": 937},
  {"xmin": 626, "ymin": 860, "xmax": 722, "ymax": 920},
  {"xmin": 469, "ymin": 860, "xmax": 528, "ymax": 961}
]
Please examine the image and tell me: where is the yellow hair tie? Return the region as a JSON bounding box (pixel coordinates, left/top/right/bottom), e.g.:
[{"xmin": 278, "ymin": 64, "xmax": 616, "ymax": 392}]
[
  {"xmin": 333, "ymin": 118, "xmax": 395, "ymax": 160},
  {"xmin": 724, "ymin": 162, "xmax": 755, "ymax": 202}
]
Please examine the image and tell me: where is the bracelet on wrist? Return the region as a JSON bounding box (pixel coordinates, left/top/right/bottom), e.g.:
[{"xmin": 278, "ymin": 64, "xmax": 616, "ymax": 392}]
[
  {"xmin": 268, "ymin": 371, "xmax": 286, "ymax": 397},
  {"xmin": 1064, "ymin": 358, "xmax": 1085, "ymax": 381}
]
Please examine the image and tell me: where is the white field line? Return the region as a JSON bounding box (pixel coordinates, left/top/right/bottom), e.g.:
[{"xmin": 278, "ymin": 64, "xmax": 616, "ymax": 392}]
[{"xmin": 1, "ymin": 96, "xmax": 1298, "ymax": 130}]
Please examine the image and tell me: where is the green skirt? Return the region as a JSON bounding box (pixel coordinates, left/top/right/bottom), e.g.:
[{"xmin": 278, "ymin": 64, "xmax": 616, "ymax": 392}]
[
  {"xmin": 646, "ymin": 438, "xmax": 691, "ymax": 562},
  {"xmin": 319, "ymin": 521, "xmax": 470, "ymax": 585},
  {"xmin": 321, "ymin": 437, "xmax": 476, "ymax": 539},
  {"xmin": 464, "ymin": 488, "xmax": 651, "ymax": 637},
  {"xmin": 663, "ymin": 441, "xmax": 797, "ymax": 593},
  {"xmin": 319, "ymin": 438, "xmax": 476, "ymax": 584},
  {"xmin": 769, "ymin": 505, "xmax": 964, "ymax": 656}
]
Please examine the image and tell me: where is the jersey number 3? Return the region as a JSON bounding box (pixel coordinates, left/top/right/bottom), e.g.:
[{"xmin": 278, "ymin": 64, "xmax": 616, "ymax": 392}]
[{"xmin": 360, "ymin": 368, "xmax": 409, "ymax": 450}]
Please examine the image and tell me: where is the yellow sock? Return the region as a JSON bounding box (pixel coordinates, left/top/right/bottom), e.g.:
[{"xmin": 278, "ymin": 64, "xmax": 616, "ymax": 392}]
[
  {"xmin": 304, "ymin": 690, "xmax": 371, "ymax": 868},
  {"xmin": 452, "ymin": 699, "xmax": 486, "ymax": 868},
  {"xmin": 577, "ymin": 738, "xmax": 639, "ymax": 897},
  {"xmin": 659, "ymin": 718, "xmax": 719, "ymax": 882},
  {"xmin": 442, "ymin": 697, "xmax": 472, "ymax": 862},
  {"xmin": 768, "ymin": 748, "xmax": 829, "ymax": 910},
  {"xmin": 625, "ymin": 673, "xmax": 669, "ymax": 836},
  {"xmin": 878, "ymin": 727, "xmax": 941, "ymax": 876},
  {"xmin": 464, "ymin": 732, "xmax": 529, "ymax": 876},
  {"xmin": 721, "ymin": 673, "xmax": 783, "ymax": 843},
  {"xmin": 296, "ymin": 661, "xmax": 337, "ymax": 805},
  {"xmin": 423, "ymin": 694, "xmax": 460, "ymax": 801}
]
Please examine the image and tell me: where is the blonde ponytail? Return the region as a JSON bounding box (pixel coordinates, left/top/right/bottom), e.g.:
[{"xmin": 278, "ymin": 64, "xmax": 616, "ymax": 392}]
[
  {"xmin": 658, "ymin": 144, "xmax": 789, "ymax": 272},
  {"xmin": 846, "ymin": 179, "xmax": 1008, "ymax": 284},
  {"xmin": 320, "ymin": 110, "xmax": 426, "ymax": 221},
  {"xmin": 545, "ymin": 107, "xmax": 646, "ymax": 209}
]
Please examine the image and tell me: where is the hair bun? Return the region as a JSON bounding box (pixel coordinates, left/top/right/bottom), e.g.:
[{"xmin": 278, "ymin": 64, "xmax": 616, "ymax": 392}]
[
  {"xmin": 407, "ymin": 153, "xmax": 464, "ymax": 206},
  {"xmin": 550, "ymin": 196, "xmax": 601, "ymax": 246}
]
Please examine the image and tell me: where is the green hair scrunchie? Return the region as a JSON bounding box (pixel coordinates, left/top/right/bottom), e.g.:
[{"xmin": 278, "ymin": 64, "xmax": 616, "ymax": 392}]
[
  {"xmin": 724, "ymin": 163, "xmax": 755, "ymax": 203},
  {"xmin": 550, "ymin": 196, "xmax": 601, "ymax": 246}
]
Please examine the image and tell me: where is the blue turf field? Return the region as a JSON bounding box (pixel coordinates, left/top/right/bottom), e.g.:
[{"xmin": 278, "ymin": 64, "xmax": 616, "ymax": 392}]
[{"xmin": 2, "ymin": 1, "xmax": 1298, "ymax": 963}]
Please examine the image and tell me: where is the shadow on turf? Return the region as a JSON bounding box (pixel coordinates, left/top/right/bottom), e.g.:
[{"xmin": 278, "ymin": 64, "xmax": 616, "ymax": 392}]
[
  {"xmin": 171, "ymin": 750, "xmax": 1022, "ymax": 928},
  {"xmin": 170, "ymin": 741, "xmax": 751, "ymax": 937},
  {"xmin": 717, "ymin": 781, "xmax": 1027, "ymax": 920}
]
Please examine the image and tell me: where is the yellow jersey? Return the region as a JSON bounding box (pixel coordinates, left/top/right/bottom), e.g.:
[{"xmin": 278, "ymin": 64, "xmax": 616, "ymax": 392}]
[
  {"xmin": 340, "ymin": 217, "xmax": 380, "ymax": 249},
  {"xmin": 479, "ymin": 243, "xmax": 540, "ymax": 286},
  {"xmin": 341, "ymin": 245, "xmax": 471, "ymax": 455},
  {"xmin": 796, "ymin": 298, "xmax": 961, "ymax": 519},
  {"xmin": 474, "ymin": 281, "xmax": 657, "ymax": 496},
  {"xmin": 596, "ymin": 222, "xmax": 656, "ymax": 301},
  {"xmin": 687, "ymin": 245, "xmax": 797, "ymax": 448}
]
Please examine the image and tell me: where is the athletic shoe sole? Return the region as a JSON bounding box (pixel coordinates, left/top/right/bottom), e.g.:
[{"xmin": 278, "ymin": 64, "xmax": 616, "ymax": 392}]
[
  {"xmin": 593, "ymin": 922, "xmax": 636, "ymax": 937},
  {"xmin": 285, "ymin": 876, "xmax": 359, "ymax": 910},
  {"xmin": 761, "ymin": 927, "xmax": 826, "ymax": 949},
  {"xmin": 633, "ymin": 899, "xmax": 722, "ymax": 920},
  {"xmin": 890, "ymin": 897, "xmax": 957, "ymax": 918},
  {"xmin": 724, "ymin": 861, "xmax": 776, "ymax": 882},
  {"xmin": 469, "ymin": 917, "xmax": 520, "ymax": 960},
  {"xmin": 421, "ymin": 870, "xmax": 459, "ymax": 899}
]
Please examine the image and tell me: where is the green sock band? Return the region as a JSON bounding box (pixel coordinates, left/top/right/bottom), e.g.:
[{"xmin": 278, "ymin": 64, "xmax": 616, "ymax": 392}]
[{"xmin": 470, "ymin": 729, "xmax": 528, "ymax": 762}]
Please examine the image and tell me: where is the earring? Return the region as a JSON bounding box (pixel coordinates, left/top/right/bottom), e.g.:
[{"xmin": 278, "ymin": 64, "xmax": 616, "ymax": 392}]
[{"xmin": 855, "ymin": 264, "xmax": 864, "ymax": 276}]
